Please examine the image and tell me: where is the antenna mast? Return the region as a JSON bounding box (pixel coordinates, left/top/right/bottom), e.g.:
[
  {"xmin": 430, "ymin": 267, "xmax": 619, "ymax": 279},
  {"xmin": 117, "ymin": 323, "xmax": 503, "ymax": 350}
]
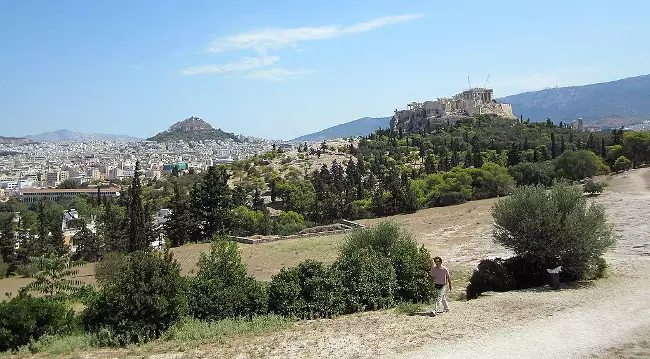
[{"xmin": 467, "ymin": 75, "xmax": 471, "ymax": 90}]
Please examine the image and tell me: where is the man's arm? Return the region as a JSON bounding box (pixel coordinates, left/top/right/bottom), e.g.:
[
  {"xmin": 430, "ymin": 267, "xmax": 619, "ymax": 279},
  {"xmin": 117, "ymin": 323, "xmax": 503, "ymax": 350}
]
[{"xmin": 446, "ymin": 270, "xmax": 452, "ymax": 291}]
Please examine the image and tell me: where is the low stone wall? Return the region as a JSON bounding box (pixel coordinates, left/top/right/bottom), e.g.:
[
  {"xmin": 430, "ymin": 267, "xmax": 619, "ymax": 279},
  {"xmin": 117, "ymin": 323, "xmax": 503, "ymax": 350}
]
[{"xmin": 230, "ymin": 220, "xmax": 366, "ymax": 244}]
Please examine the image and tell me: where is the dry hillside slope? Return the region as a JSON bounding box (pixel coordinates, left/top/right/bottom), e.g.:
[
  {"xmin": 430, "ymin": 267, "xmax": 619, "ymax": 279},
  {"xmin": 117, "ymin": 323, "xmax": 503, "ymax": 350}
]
[{"xmin": 61, "ymin": 168, "xmax": 650, "ymax": 359}]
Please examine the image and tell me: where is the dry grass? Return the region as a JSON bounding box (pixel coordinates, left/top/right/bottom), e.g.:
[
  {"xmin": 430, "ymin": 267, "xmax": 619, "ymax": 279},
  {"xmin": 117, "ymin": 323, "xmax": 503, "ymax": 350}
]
[{"xmin": 1, "ymin": 194, "xmax": 496, "ymax": 299}]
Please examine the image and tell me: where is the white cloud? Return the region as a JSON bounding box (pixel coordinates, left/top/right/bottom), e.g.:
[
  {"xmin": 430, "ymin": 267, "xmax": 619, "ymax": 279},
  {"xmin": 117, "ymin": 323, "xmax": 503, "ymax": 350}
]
[
  {"xmin": 208, "ymin": 14, "xmax": 423, "ymax": 53},
  {"xmin": 180, "ymin": 56, "xmax": 280, "ymax": 75},
  {"xmin": 244, "ymin": 68, "xmax": 315, "ymax": 81}
]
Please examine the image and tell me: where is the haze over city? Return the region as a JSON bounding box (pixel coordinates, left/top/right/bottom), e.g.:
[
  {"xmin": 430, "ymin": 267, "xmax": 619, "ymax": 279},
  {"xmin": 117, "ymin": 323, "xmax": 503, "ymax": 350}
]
[{"xmin": 1, "ymin": 0, "xmax": 649, "ymax": 139}]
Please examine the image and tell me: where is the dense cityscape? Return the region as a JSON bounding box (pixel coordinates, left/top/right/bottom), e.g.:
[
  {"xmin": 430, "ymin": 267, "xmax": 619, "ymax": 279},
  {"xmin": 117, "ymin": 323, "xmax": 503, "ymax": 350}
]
[{"xmin": 0, "ymin": 137, "xmax": 280, "ymax": 200}]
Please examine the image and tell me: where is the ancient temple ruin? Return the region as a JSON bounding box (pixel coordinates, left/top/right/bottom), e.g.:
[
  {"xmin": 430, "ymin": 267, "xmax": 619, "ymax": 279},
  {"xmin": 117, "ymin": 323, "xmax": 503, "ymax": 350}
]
[{"xmin": 390, "ymin": 87, "xmax": 517, "ymax": 132}]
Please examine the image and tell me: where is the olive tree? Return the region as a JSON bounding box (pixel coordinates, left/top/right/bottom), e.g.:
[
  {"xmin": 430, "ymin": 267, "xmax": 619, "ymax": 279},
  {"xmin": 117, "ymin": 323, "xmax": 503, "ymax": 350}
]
[{"xmin": 491, "ymin": 183, "xmax": 614, "ymax": 280}]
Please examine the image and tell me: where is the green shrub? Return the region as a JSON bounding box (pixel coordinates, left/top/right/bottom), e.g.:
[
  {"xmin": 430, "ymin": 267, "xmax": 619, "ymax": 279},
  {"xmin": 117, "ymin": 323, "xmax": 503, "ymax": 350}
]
[
  {"xmin": 339, "ymin": 222, "xmax": 433, "ymax": 303},
  {"xmin": 94, "ymin": 252, "xmax": 128, "ymax": 287},
  {"xmin": 508, "ymin": 161, "xmax": 556, "ymax": 187},
  {"xmin": 0, "ymin": 257, "xmax": 8, "ymax": 278},
  {"xmin": 466, "ymin": 255, "xmax": 552, "ymax": 300},
  {"xmin": 583, "ymin": 179, "xmax": 605, "ymax": 195},
  {"xmin": 585, "ymin": 256, "xmax": 609, "ymax": 279},
  {"xmin": 268, "ymin": 260, "xmax": 343, "ymax": 319},
  {"xmin": 466, "ymin": 258, "xmax": 514, "ymax": 299},
  {"xmin": 188, "ymin": 238, "xmax": 268, "ymax": 321},
  {"xmin": 613, "ymin": 155, "xmax": 632, "ymax": 172},
  {"xmin": 492, "ymin": 184, "xmax": 615, "ymax": 280},
  {"xmin": 554, "ymin": 150, "xmax": 610, "ymax": 181},
  {"xmin": 334, "ymin": 246, "xmax": 396, "ymax": 314},
  {"xmin": 82, "ymin": 250, "xmax": 188, "ymax": 346},
  {"xmin": 0, "ymin": 295, "xmax": 78, "ymax": 352},
  {"xmin": 15, "ymin": 262, "xmax": 39, "ymax": 278}
]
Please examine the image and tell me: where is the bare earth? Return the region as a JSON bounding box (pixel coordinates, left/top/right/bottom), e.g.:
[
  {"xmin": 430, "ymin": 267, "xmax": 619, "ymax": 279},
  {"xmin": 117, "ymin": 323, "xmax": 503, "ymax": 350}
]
[{"xmin": 4, "ymin": 169, "xmax": 650, "ymax": 358}]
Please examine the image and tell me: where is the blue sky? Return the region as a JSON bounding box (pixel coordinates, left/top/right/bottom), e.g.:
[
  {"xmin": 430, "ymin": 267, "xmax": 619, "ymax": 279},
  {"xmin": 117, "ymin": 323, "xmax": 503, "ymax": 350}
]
[{"xmin": 1, "ymin": 0, "xmax": 648, "ymax": 140}]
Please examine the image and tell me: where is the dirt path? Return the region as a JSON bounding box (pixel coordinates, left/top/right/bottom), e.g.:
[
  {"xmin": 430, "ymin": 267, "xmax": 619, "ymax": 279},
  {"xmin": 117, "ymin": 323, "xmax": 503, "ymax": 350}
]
[{"xmin": 398, "ymin": 168, "xmax": 650, "ymax": 359}]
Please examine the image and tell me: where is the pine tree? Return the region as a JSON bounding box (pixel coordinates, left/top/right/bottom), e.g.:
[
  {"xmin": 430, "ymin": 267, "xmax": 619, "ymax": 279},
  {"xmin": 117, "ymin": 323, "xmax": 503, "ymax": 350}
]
[
  {"xmin": 423, "ymin": 155, "xmax": 436, "ymax": 174},
  {"xmin": 252, "ymin": 188, "xmax": 265, "ymax": 212},
  {"xmin": 164, "ymin": 183, "xmax": 193, "ymax": 248},
  {"xmin": 72, "ymin": 219, "xmax": 103, "ymax": 262},
  {"xmin": 126, "ymin": 161, "xmax": 151, "ymax": 252},
  {"xmin": 99, "ymin": 198, "xmax": 126, "ymax": 253},
  {"xmin": 190, "ymin": 165, "xmax": 233, "ymax": 240},
  {"xmin": 507, "ymin": 143, "xmax": 521, "ymax": 166},
  {"xmin": 47, "ymin": 213, "xmax": 68, "ymax": 257},
  {"xmin": 232, "ymin": 183, "xmax": 248, "ymax": 208},
  {"xmin": 0, "ymin": 212, "xmax": 15, "ymax": 265}
]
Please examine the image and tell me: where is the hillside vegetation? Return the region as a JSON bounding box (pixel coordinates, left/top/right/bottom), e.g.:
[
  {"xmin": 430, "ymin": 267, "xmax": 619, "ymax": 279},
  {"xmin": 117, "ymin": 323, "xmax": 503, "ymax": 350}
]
[
  {"xmin": 148, "ymin": 116, "xmax": 239, "ymax": 142},
  {"xmin": 1, "ymin": 113, "xmax": 650, "ymax": 355}
]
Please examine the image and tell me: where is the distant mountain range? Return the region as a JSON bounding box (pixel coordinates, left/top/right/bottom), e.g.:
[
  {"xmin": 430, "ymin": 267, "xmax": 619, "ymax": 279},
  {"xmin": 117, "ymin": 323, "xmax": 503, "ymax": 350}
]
[
  {"xmin": 0, "ymin": 136, "xmax": 34, "ymax": 144},
  {"xmin": 148, "ymin": 116, "xmax": 239, "ymax": 142},
  {"xmin": 26, "ymin": 129, "xmax": 141, "ymax": 142},
  {"xmin": 292, "ymin": 74, "xmax": 650, "ymax": 141},
  {"xmin": 498, "ymin": 74, "xmax": 650, "ymax": 124},
  {"xmin": 291, "ymin": 117, "xmax": 391, "ymax": 142}
]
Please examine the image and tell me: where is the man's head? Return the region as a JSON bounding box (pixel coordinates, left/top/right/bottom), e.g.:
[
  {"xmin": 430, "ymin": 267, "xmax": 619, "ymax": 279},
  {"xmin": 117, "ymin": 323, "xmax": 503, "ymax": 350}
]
[{"xmin": 433, "ymin": 256, "xmax": 443, "ymax": 267}]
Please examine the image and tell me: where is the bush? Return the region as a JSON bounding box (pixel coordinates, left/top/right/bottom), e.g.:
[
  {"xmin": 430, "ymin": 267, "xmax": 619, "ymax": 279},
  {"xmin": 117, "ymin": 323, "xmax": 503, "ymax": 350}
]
[
  {"xmin": 0, "ymin": 257, "xmax": 8, "ymax": 278},
  {"xmin": 188, "ymin": 237, "xmax": 268, "ymax": 321},
  {"xmin": 613, "ymin": 155, "xmax": 632, "ymax": 172},
  {"xmin": 492, "ymin": 184, "xmax": 615, "ymax": 280},
  {"xmin": 15, "ymin": 262, "xmax": 39, "ymax": 278},
  {"xmin": 339, "ymin": 222, "xmax": 433, "ymax": 303},
  {"xmin": 268, "ymin": 260, "xmax": 343, "ymax": 319},
  {"xmin": 334, "ymin": 247, "xmax": 396, "ymax": 313},
  {"xmin": 466, "ymin": 255, "xmax": 551, "ymax": 299},
  {"xmin": 583, "ymin": 179, "xmax": 605, "ymax": 195},
  {"xmin": 82, "ymin": 250, "xmax": 188, "ymax": 346},
  {"xmin": 465, "ymin": 258, "xmax": 514, "ymax": 299},
  {"xmin": 94, "ymin": 252, "xmax": 128, "ymax": 287},
  {"xmin": 508, "ymin": 161, "xmax": 556, "ymax": 187},
  {"xmin": 0, "ymin": 295, "xmax": 78, "ymax": 352},
  {"xmin": 554, "ymin": 150, "xmax": 609, "ymax": 181}
]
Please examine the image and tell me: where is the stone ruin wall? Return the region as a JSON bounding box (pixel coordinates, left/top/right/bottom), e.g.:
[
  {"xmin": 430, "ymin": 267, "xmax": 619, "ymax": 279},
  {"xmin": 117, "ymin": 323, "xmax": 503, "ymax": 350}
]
[{"xmin": 390, "ymin": 89, "xmax": 516, "ymax": 132}]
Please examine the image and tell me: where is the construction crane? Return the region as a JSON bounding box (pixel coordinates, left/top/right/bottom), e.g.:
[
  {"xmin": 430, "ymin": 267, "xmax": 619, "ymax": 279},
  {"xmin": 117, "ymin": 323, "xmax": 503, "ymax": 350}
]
[{"xmin": 483, "ymin": 74, "xmax": 490, "ymax": 88}]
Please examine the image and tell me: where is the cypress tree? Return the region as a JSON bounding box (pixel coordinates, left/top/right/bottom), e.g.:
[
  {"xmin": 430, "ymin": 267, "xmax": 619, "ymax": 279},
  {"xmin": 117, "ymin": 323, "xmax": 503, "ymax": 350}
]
[
  {"xmin": 551, "ymin": 132, "xmax": 558, "ymax": 159},
  {"xmin": 190, "ymin": 165, "xmax": 233, "ymax": 240},
  {"xmin": 72, "ymin": 219, "xmax": 103, "ymax": 262},
  {"xmin": 164, "ymin": 183, "xmax": 193, "ymax": 247},
  {"xmin": 127, "ymin": 161, "xmax": 150, "ymax": 252},
  {"xmin": 0, "ymin": 213, "xmax": 15, "ymax": 265}
]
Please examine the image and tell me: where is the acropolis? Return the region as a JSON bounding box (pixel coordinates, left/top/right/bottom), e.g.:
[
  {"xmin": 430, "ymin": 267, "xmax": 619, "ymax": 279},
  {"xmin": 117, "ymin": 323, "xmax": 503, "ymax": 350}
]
[{"xmin": 390, "ymin": 87, "xmax": 517, "ymax": 132}]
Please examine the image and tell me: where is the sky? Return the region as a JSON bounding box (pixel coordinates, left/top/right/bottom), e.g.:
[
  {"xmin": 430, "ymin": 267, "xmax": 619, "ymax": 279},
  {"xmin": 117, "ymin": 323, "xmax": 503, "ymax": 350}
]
[{"xmin": 1, "ymin": 0, "xmax": 649, "ymax": 140}]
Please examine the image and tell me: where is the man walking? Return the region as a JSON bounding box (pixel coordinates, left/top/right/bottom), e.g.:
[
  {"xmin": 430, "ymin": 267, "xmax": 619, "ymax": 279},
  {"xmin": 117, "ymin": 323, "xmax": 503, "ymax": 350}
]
[{"xmin": 431, "ymin": 256, "xmax": 452, "ymax": 313}]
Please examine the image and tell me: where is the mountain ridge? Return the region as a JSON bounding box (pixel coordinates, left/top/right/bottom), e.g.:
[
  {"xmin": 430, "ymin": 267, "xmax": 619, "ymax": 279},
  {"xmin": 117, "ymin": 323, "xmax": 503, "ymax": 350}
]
[
  {"xmin": 291, "ymin": 117, "xmax": 391, "ymax": 142},
  {"xmin": 291, "ymin": 74, "xmax": 650, "ymax": 141},
  {"xmin": 26, "ymin": 129, "xmax": 141, "ymax": 142},
  {"xmin": 0, "ymin": 136, "xmax": 34, "ymax": 144}
]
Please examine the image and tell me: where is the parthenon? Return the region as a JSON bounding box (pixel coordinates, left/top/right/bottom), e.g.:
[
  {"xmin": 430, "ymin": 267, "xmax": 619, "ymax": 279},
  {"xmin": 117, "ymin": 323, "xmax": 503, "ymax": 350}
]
[{"xmin": 390, "ymin": 87, "xmax": 517, "ymax": 132}]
